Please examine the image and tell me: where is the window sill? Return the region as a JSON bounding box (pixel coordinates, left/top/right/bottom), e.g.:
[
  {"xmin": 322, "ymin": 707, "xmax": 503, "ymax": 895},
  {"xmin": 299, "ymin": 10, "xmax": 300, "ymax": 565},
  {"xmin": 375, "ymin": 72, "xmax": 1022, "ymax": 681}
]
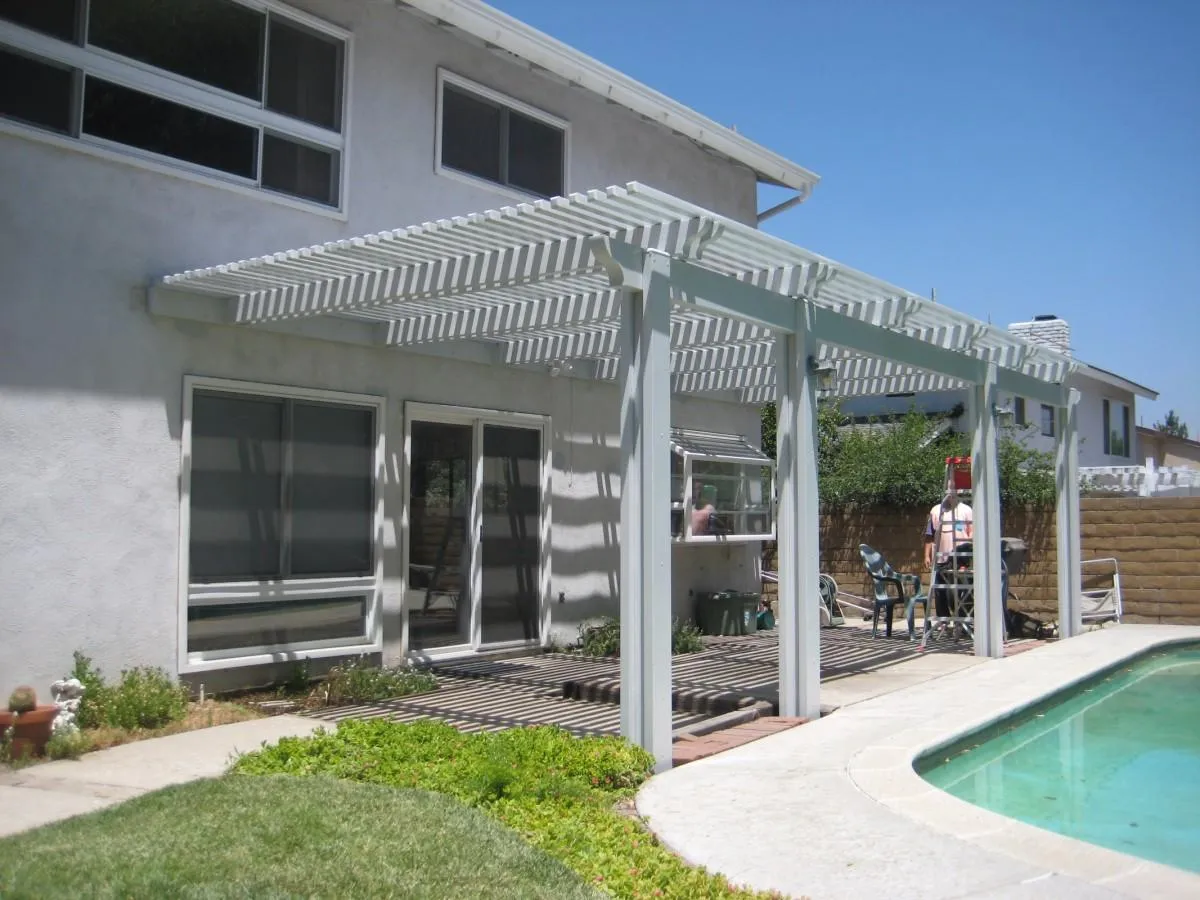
[
  {"xmin": 182, "ymin": 638, "xmax": 382, "ymax": 674},
  {"xmin": 0, "ymin": 118, "xmax": 349, "ymax": 222},
  {"xmin": 434, "ymin": 160, "xmax": 560, "ymax": 205}
]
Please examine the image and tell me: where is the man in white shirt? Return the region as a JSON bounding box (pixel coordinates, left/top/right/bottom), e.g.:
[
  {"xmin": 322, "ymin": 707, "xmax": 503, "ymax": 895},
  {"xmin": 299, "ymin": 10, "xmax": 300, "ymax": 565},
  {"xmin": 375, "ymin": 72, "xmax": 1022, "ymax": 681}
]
[{"xmin": 924, "ymin": 492, "xmax": 973, "ymax": 616}]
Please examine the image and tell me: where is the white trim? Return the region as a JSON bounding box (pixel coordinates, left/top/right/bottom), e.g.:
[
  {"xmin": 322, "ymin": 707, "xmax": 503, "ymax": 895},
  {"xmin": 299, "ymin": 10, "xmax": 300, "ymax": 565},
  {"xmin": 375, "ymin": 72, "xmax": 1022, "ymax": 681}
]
[
  {"xmin": 402, "ymin": 0, "xmax": 819, "ymax": 192},
  {"xmin": 177, "ymin": 375, "xmax": 386, "ymax": 674},
  {"xmin": 402, "ymin": 400, "xmax": 551, "ymax": 657},
  {"xmin": 0, "ymin": 0, "xmax": 352, "ymax": 215},
  {"xmin": 434, "ymin": 67, "xmax": 570, "ymax": 199},
  {"xmin": 0, "ymin": 118, "xmax": 348, "ymax": 222}
]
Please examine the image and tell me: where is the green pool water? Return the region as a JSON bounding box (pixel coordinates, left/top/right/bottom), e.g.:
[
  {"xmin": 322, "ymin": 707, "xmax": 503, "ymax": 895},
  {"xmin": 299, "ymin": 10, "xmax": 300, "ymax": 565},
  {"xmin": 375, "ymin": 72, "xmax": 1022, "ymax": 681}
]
[{"xmin": 918, "ymin": 642, "xmax": 1200, "ymax": 874}]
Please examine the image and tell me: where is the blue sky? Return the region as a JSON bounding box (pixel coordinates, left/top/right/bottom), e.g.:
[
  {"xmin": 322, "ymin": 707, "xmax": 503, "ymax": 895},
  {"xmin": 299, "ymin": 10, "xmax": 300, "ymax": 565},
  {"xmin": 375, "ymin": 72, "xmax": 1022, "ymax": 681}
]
[{"xmin": 494, "ymin": 0, "xmax": 1200, "ymax": 435}]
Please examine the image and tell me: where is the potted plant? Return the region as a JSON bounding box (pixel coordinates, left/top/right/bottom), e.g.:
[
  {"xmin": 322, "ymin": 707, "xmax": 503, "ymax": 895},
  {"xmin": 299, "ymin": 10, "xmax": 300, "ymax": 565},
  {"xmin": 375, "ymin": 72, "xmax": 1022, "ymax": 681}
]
[{"xmin": 0, "ymin": 686, "xmax": 58, "ymax": 759}]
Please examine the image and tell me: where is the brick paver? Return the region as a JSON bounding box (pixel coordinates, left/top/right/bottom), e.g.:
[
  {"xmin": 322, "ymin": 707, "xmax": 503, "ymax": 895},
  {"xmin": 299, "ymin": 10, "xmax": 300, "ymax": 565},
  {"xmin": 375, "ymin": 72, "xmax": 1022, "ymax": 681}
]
[{"xmin": 672, "ymin": 716, "xmax": 809, "ymax": 766}]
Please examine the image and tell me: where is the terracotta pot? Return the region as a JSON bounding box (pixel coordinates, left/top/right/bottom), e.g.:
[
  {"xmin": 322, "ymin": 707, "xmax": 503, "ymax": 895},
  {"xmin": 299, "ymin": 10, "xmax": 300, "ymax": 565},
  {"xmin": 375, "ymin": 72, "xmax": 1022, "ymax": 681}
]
[{"xmin": 0, "ymin": 705, "xmax": 57, "ymax": 759}]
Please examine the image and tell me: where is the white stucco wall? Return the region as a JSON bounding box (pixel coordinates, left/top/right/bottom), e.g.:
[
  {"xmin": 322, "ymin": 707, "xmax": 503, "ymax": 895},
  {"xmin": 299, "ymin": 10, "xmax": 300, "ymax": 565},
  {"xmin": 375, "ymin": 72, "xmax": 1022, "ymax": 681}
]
[{"xmin": 0, "ymin": 0, "xmax": 765, "ymax": 694}]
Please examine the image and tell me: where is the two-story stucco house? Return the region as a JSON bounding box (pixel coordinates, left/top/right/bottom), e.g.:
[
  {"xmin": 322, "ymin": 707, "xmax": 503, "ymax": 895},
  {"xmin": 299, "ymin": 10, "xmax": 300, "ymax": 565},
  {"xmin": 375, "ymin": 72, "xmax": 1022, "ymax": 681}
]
[
  {"xmin": 840, "ymin": 315, "xmax": 1158, "ymax": 468},
  {"xmin": 0, "ymin": 0, "xmax": 825, "ymax": 693}
]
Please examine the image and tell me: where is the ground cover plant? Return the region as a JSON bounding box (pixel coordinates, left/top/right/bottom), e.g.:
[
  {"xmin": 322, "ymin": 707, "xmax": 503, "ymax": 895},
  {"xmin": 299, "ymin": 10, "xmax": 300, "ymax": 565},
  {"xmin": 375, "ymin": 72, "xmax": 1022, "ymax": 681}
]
[{"xmin": 232, "ymin": 720, "xmax": 782, "ymax": 899}]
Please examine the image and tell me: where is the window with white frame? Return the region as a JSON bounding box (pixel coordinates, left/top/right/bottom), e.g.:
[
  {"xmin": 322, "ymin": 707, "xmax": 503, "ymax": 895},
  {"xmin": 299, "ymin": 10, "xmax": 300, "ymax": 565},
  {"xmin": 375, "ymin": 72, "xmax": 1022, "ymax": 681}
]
[
  {"xmin": 1040, "ymin": 403, "xmax": 1055, "ymax": 437},
  {"xmin": 0, "ymin": 0, "xmax": 347, "ymax": 208},
  {"xmin": 1013, "ymin": 396, "xmax": 1027, "ymax": 427},
  {"xmin": 183, "ymin": 381, "xmax": 382, "ymax": 667},
  {"xmin": 1103, "ymin": 398, "xmax": 1131, "ymax": 457},
  {"xmin": 670, "ymin": 428, "xmax": 775, "ymax": 543},
  {"xmin": 437, "ymin": 70, "xmax": 566, "ymax": 198}
]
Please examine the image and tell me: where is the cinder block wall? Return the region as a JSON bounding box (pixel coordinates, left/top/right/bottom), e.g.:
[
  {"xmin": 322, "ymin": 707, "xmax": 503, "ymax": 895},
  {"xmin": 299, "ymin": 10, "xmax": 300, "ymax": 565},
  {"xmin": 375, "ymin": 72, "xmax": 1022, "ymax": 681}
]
[{"xmin": 762, "ymin": 497, "xmax": 1200, "ymax": 625}]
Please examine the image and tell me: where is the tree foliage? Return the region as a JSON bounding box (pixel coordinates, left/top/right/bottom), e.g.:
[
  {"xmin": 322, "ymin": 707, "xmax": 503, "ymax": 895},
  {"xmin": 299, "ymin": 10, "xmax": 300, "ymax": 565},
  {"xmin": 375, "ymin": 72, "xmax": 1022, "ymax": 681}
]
[
  {"xmin": 1153, "ymin": 409, "xmax": 1189, "ymax": 440},
  {"xmin": 761, "ymin": 402, "xmax": 1057, "ymax": 508}
]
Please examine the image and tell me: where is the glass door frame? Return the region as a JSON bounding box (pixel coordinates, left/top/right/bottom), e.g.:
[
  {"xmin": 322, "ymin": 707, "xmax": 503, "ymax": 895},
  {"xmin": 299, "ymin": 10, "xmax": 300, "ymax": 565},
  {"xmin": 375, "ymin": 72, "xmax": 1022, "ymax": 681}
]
[{"xmin": 402, "ymin": 401, "xmax": 551, "ymax": 660}]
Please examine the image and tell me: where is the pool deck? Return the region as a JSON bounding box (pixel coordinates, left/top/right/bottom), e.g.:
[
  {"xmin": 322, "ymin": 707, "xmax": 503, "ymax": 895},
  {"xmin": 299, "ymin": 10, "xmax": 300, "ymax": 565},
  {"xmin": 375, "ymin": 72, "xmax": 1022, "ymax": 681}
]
[{"xmin": 637, "ymin": 625, "xmax": 1200, "ymax": 900}]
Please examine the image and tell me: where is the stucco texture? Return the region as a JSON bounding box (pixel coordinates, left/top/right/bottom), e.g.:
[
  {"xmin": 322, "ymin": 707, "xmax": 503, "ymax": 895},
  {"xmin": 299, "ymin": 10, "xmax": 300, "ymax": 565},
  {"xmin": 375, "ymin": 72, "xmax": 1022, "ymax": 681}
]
[{"xmin": 0, "ymin": 0, "xmax": 764, "ymax": 693}]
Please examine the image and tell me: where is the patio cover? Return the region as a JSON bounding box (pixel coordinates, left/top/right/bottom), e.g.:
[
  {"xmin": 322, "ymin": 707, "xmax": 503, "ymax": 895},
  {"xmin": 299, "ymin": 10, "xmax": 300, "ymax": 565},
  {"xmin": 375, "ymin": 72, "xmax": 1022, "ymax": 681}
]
[{"xmin": 152, "ymin": 182, "xmax": 1084, "ymax": 769}]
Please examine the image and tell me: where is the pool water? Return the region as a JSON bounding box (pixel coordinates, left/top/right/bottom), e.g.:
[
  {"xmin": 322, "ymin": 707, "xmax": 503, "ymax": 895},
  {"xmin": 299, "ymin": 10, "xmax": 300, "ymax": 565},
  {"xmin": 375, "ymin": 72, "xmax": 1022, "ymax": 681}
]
[{"xmin": 918, "ymin": 643, "xmax": 1200, "ymax": 874}]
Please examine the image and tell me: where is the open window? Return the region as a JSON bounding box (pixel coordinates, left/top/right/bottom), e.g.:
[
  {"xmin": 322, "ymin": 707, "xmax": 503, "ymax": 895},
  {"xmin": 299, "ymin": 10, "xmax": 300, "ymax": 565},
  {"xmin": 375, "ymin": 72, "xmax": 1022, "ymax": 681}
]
[{"xmin": 670, "ymin": 428, "xmax": 775, "ymax": 543}]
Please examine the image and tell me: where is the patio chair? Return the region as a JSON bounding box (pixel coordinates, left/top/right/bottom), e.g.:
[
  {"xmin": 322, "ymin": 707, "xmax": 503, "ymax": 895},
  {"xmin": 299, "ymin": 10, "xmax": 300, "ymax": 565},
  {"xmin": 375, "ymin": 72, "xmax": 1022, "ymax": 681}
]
[{"xmin": 859, "ymin": 544, "xmax": 929, "ymax": 640}]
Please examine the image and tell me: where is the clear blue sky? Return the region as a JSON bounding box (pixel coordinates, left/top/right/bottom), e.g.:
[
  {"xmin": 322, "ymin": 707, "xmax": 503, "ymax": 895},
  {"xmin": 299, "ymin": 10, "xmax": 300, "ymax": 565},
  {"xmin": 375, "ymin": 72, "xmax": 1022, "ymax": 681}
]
[{"xmin": 494, "ymin": 0, "xmax": 1200, "ymax": 435}]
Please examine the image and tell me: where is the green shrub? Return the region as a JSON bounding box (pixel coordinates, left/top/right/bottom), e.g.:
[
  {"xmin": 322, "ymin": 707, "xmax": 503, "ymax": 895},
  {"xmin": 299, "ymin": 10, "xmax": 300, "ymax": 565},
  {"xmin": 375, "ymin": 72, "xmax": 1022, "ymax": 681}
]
[
  {"xmin": 70, "ymin": 652, "xmax": 111, "ymax": 729},
  {"xmin": 45, "ymin": 730, "xmax": 91, "ymax": 760},
  {"xmin": 313, "ymin": 658, "xmax": 437, "ymax": 707},
  {"xmin": 232, "ymin": 721, "xmax": 773, "ymax": 899},
  {"xmin": 281, "ymin": 658, "xmax": 312, "ymax": 696},
  {"xmin": 106, "ymin": 667, "xmax": 190, "ymax": 730},
  {"xmin": 577, "ymin": 617, "xmax": 706, "ymax": 657},
  {"xmin": 577, "ymin": 617, "xmax": 621, "ymax": 657},
  {"xmin": 67, "ymin": 653, "xmax": 189, "ymax": 731},
  {"xmin": 672, "ymin": 619, "xmax": 704, "ymax": 654}
]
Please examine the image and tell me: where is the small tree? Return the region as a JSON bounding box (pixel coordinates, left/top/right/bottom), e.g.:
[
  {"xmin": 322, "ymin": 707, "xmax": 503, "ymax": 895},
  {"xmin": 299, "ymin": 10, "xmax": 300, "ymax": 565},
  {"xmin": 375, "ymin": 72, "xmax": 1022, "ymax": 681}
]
[
  {"xmin": 761, "ymin": 403, "xmax": 1056, "ymax": 507},
  {"xmin": 1153, "ymin": 409, "xmax": 1189, "ymax": 440}
]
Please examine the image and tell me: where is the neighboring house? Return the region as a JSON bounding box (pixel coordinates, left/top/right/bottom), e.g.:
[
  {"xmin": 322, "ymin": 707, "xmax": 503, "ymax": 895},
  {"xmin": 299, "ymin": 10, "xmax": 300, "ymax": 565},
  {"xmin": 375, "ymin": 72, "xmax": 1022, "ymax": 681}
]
[
  {"xmin": 840, "ymin": 316, "xmax": 1158, "ymax": 468},
  {"xmin": 1138, "ymin": 426, "xmax": 1200, "ymax": 471},
  {"xmin": 0, "ymin": 0, "xmax": 817, "ymax": 693}
]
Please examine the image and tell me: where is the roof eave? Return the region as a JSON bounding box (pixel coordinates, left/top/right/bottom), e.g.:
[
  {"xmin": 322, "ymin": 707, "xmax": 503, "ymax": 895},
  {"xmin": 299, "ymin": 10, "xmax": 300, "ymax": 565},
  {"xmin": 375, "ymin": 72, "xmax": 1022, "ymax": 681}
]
[
  {"xmin": 399, "ymin": 0, "xmax": 821, "ymax": 194},
  {"xmin": 1075, "ymin": 363, "xmax": 1159, "ymax": 401}
]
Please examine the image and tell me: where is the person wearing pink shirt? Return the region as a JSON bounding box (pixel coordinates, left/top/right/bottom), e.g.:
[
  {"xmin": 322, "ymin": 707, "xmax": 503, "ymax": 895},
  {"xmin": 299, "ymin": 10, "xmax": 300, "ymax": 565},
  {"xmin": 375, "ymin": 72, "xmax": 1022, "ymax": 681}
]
[{"xmin": 924, "ymin": 492, "xmax": 973, "ymax": 616}]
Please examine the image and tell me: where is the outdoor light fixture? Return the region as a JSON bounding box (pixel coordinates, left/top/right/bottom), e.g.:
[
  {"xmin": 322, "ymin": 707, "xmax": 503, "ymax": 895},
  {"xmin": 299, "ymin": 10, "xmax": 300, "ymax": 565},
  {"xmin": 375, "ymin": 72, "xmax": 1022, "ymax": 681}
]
[
  {"xmin": 806, "ymin": 356, "xmax": 837, "ymax": 392},
  {"xmin": 993, "ymin": 402, "xmax": 1016, "ymax": 428}
]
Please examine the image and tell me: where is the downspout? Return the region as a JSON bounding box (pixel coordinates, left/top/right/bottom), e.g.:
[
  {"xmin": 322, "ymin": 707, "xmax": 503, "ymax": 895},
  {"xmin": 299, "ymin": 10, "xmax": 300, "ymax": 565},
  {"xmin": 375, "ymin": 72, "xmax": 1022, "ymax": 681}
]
[{"xmin": 756, "ymin": 184, "xmax": 812, "ymax": 224}]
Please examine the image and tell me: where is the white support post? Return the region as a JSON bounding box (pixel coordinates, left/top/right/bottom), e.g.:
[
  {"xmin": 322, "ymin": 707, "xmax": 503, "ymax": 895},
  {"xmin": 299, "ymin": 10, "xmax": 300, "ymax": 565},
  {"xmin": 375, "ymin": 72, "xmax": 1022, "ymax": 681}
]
[
  {"xmin": 775, "ymin": 301, "xmax": 822, "ymax": 718},
  {"xmin": 618, "ymin": 251, "xmax": 674, "ymax": 771},
  {"xmin": 1056, "ymin": 389, "xmax": 1082, "ymax": 637},
  {"xmin": 969, "ymin": 362, "xmax": 1004, "ymax": 658}
]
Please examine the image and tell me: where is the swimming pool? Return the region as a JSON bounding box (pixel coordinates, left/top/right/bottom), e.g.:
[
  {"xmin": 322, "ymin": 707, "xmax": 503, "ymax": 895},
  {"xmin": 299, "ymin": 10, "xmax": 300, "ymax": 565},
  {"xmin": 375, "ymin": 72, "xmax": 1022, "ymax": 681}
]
[{"xmin": 917, "ymin": 641, "xmax": 1200, "ymax": 875}]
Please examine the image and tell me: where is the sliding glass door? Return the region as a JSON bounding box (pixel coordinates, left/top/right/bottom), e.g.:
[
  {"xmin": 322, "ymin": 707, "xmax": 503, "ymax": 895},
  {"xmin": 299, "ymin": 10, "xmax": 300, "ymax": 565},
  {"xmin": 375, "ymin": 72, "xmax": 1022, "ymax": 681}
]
[
  {"xmin": 406, "ymin": 407, "xmax": 546, "ymax": 655},
  {"xmin": 479, "ymin": 424, "xmax": 543, "ymax": 645}
]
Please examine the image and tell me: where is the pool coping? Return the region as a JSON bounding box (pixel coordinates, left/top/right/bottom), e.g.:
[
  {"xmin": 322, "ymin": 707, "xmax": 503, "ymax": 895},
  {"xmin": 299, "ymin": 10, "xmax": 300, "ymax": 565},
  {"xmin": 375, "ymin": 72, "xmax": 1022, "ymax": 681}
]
[{"xmin": 637, "ymin": 625, "xmax": 1200, "ymax": 899}]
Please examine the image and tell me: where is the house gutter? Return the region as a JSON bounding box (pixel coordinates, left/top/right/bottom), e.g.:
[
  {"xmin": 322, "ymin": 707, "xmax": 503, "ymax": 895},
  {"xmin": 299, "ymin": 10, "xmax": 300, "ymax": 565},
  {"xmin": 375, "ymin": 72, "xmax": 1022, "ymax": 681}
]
[{"xmin": 756, "ymin": 187, "xmax": 811, "ymax": 224}]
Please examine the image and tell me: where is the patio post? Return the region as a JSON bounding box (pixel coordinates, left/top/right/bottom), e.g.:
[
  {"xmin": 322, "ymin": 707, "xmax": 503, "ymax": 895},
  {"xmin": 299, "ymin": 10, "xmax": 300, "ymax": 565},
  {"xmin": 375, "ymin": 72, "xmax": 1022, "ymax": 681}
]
[
  {"xmin": 618, "ymin": 250, "xmax": 674, "ymax": 771},
  {"xmin": 1056, "ymin": 388, "xmax": 1082, "ymax": 637},
  {"xmin": 774, "ymin": 300, "xmax": 821, "ymax": 718},
  {"xmin": 969, "ymin": 362, "xmax": 1004, "ymax": 658}
]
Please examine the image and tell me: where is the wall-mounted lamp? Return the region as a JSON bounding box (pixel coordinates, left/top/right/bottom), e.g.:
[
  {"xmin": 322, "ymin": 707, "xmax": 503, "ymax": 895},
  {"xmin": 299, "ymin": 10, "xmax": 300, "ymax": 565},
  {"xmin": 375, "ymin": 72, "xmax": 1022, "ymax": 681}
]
[
  {"xmin": 993, "ymin": 402, "xmax": 1016, "ymax": 428},
  {"xmin": 806, "ymin": 356, "xmax": 837, "ymax": 392}
]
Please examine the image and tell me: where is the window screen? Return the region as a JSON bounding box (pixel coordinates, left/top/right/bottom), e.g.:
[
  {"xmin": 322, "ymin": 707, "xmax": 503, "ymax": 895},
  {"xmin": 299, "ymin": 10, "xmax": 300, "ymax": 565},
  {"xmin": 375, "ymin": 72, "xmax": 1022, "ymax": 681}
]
[
  {"xmin": 188, "ymin": 390, "xmax": 376, "ymax": 582},
  {"xmin": 290, "ymin": 402, "xmax": 374, "ymax": 576},
  {"xmin": 189, "ymin": 393, "xmax": 284, "ymax": 580}
]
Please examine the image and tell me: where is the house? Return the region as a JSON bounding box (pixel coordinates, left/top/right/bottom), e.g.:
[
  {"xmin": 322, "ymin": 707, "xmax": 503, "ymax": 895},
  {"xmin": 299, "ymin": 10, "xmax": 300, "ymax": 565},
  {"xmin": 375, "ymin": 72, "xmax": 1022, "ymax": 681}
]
[
  {"xmin": 840, "ymin": 316, "xmax": 1158, "ymax": 468},
  {"xmin": 1, "ymin": 1, "xmax": 1085, "ymax": 766},
  {"xmin": 1138, "ymin": 426, "xmax": 1200, "ymax": 472},
  {"xmin": 1, "ymin": 0, "xmax": 804, "ymax": 695}
]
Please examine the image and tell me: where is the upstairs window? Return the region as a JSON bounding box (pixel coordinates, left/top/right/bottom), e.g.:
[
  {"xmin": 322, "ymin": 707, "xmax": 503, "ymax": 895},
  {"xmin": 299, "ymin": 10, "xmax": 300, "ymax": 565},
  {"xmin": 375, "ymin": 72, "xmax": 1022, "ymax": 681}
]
[
  {"xmin": 1103, "ymin": 399, "xmax": 1131, "ymax": 458},
  {"xmin": 438, "ymin": 70, "xmax": 566, "ymax": 198},
  {"xmin": 1013, "ymin": 396, "xmax": 1027, "ymax": 427},
  {"xmin": 1040, "ymin": 404, "xmax": 1055, "ymax": 438},
  {"xmin": 0, "ymin": 0, "xmax": 347, "ymax": 209}
]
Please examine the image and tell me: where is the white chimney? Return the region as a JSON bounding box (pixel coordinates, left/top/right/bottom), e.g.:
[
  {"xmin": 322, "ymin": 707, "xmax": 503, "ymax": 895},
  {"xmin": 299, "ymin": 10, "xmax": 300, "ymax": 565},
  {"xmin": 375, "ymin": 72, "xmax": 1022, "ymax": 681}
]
[{"xmin": 1008, "ymin": 314, "xmax": 1071, "ymax": 357}]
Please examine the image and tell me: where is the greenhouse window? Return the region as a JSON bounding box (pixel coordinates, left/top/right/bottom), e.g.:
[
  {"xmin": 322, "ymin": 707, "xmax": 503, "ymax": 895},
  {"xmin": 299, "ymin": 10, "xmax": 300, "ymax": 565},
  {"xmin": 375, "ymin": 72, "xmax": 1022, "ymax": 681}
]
[{"xmin": 670, "ymin": 428, "xmax": 775, "ymax": 543}]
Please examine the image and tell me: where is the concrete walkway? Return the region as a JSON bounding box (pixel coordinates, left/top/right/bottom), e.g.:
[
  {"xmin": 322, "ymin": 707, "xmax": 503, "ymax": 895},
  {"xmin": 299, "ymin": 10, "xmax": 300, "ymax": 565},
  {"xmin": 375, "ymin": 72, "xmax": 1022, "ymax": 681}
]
[
  {"xmin": 0, "ymin": 715, "xmax": 324, "ymax": 838},
  {"xmin": 637, "ymin": 626, "xmax": 1200, "ymax": 900}
]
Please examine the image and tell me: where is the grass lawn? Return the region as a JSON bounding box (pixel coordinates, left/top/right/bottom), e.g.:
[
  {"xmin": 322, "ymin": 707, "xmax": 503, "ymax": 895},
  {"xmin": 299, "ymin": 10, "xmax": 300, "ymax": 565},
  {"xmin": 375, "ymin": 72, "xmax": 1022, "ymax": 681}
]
[
  {"xmin": 232, "ymin": 720, "xmax": 782, "ymax": 899},
  {"xmin": 0, "ymin": 775, "xmax": 598, "ymax": 900}
]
